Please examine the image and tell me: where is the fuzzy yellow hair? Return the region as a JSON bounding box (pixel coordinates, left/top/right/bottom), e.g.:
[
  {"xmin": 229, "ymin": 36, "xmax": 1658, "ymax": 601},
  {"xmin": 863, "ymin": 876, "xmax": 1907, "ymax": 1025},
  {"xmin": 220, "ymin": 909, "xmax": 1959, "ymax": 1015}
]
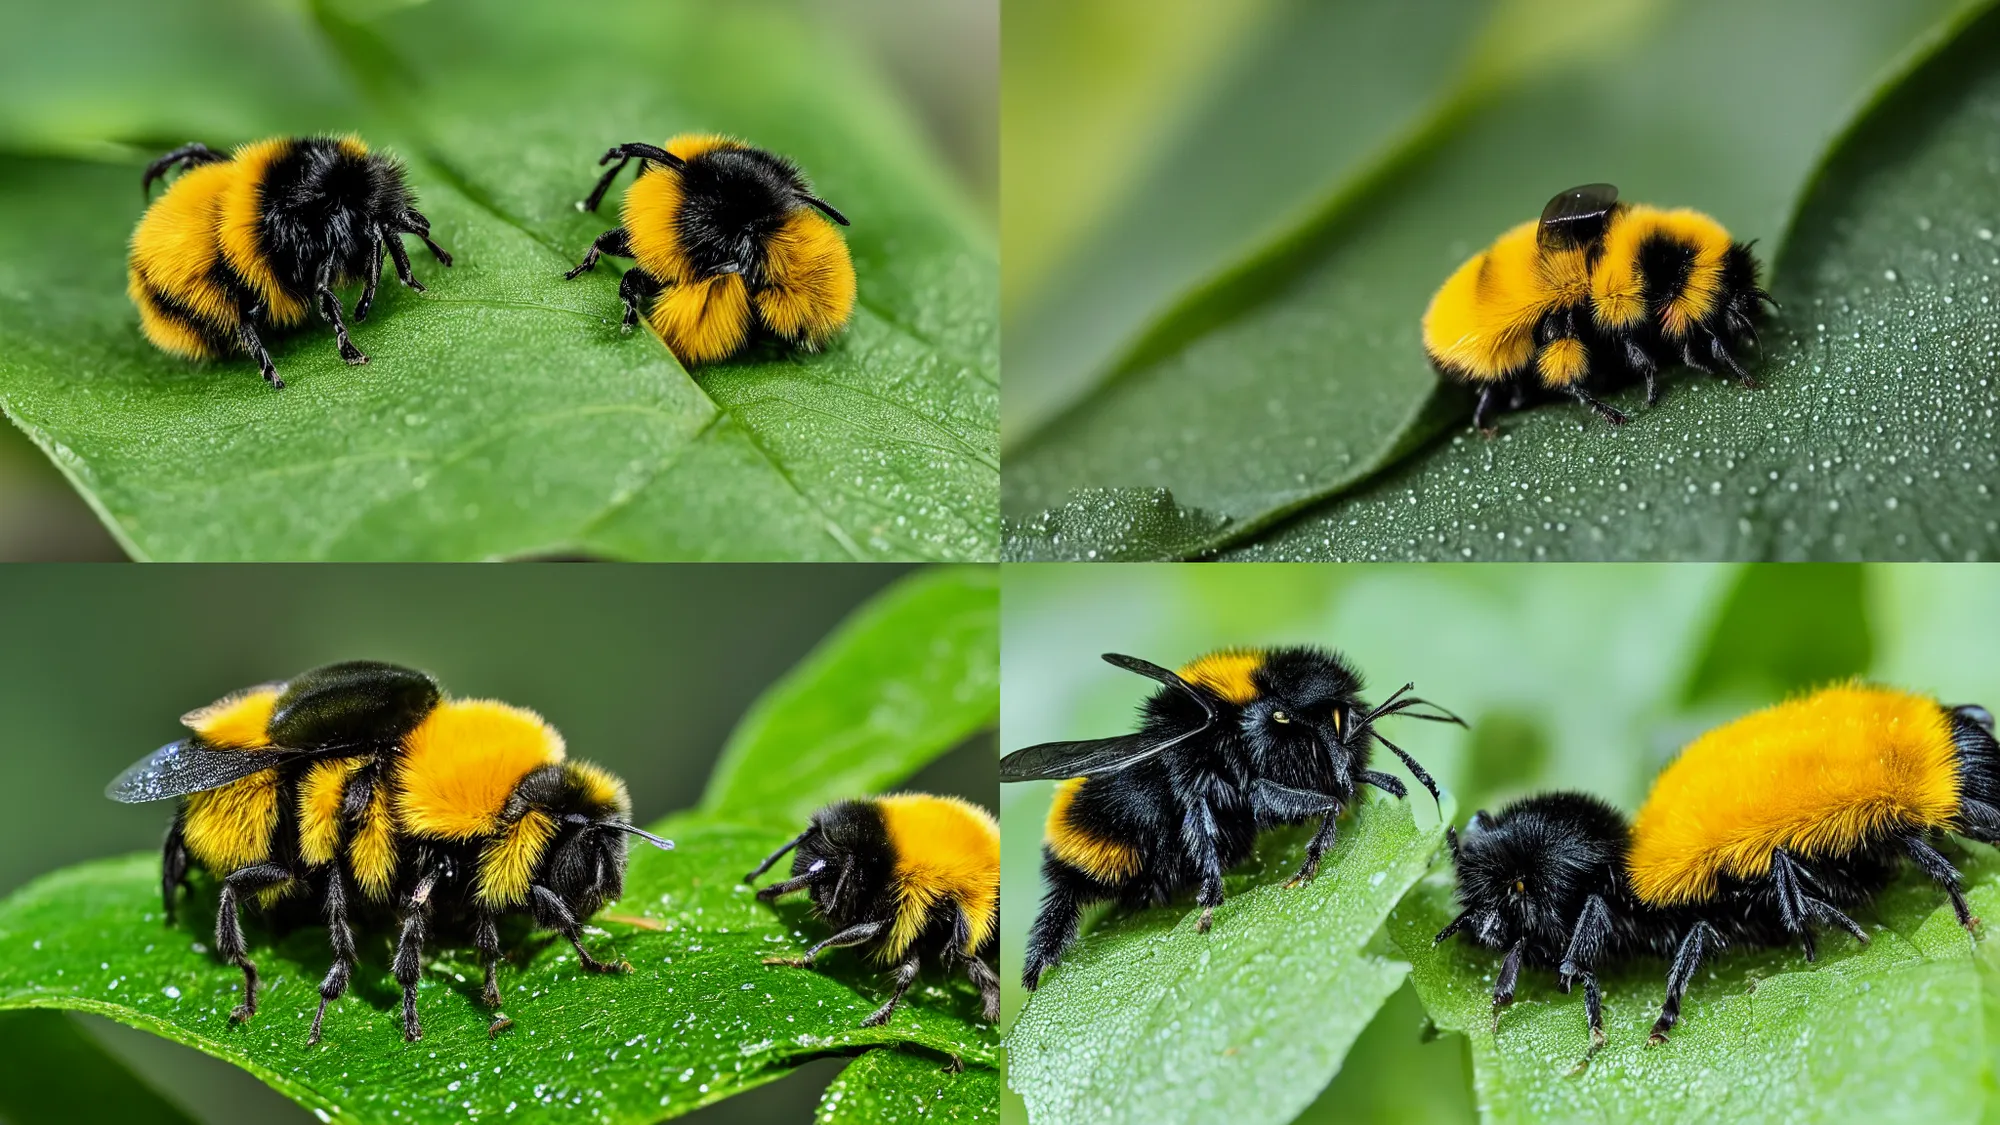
[
  {"xmin": 1422, "ymin": 220, "xmax": 1588, "ymax": 383},
  {"xmin": 878, "ymin": 793, "xmax": 1000, "ymax": 961},
  {"xmin": 1629, "ymin": 684, "xmax": 1961, "ymax": 906},
  {"xmin": 1176, "ymin": 649, "xmax": 1265, "ymax": 706},
  {"xmin": 1592, "ymin": 205, "xmax": 1734, "ymax": 338},
  {"xmin": 1044, "ymin": 777, "xmax": 1141, "ymax": 883},
  {"xmin": 181, "ymin": 685, "xmax": 281, "ymax": 749},
  {"xmin": 394, "ymin": 699, "xmax": 566, "ymax": 840},
  {"xmin": 128, "ymin": 162, "xmax": 242, "ymax": 359},
  {"xmin": 296, "ymin": 758, "xmax": 364, "ymax": 867},
  {"xmin": 183, "ymin": 771, "xmax": 282, "ymax": 873}
]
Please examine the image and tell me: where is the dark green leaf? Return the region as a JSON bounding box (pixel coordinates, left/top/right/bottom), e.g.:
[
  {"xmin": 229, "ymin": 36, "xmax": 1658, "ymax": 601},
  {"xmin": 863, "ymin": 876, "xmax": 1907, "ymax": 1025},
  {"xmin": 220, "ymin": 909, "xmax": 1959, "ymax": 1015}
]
[
  {"xmin": 1006, "ymin": 801, "xmax": 1443, "ymax": 1125},
  {"xmin": 819, "ymin": 1048, "xmax": 997, "ymax": 1123},
  {"xmin": 700, "ymin": 567, "xmax": 999, "ymax": 827},
  {"xmin": 1391, "ymin": 845, "xmax": 2000, "ymax": 1124},
  {"xmin": 1681, "ymin": 565, "xmax": 1873, "ymax": 705},
  {"xmin": 0, "ymin": 1009, "xmax": 199, "ymax": 1125},
  {"xmin": 1000, "ymin": 488, "xmax": 1230, "ymax": 561},
  {"xmin": 0, "ymin": 0, "xmax": 995, "ymax": 561}
]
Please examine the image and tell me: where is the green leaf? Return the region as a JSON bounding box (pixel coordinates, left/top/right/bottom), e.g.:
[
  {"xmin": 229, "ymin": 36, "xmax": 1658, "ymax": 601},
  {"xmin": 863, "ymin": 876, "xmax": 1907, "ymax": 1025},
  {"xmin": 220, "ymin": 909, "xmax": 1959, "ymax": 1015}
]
[
  {"xmin": 701, "ymin": 566, "xmax": 1000, "ymax": 826},
  {"xmin": 1391, "ymin": 844, "xmax": 2000, "ymax": 1124},
  {"xmin": 1004, "ymin": 0, "xmax": 1977, "ymax": 561},
  {"xmin": 1681, "ymin": 565, "xmax": 1873, "ymax": 705},
  {"xmin": 0, "ymin": 0, "xmax": 995, "ymax": 561},
  {"xmin": 0, "ymin": 1009, "xmax": 199, "ymax": 1125},
  {"xmin": 1223, "ymin": 0, "xmax": 2000, "ymax": 562},
  {"xmin": 819, "ymin": 1048, "xmax": 997, "ymax": 1124},
  {"xmin": 1005, "ymin": 799, "xmax": 1444, "ymax": 1125}
]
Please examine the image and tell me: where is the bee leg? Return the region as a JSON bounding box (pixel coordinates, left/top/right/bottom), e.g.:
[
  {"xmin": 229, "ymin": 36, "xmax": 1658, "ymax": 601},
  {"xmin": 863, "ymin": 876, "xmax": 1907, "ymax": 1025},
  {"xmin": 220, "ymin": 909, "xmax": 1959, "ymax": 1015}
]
[
  {"xmin": 1472, "ymin": 386, "xmax": 1500, "ymax": 435},
  {"xmin": 618, "ymin": 268, "xmax": 664, "ymax": 335},
  {"xmin": 235, "ymin": 319, "xmax": 282, "ymax": 389},
  {"xmin": 564, "ymin": 227, "xmax": 633, "ymax": 280},
  {"xmin": 1559, "ymin": 894, "xmax": 1612, "ymax": 1053},
  {"xmin": 399, "ymin": 208, "xmax": 452, "ymax": 267},
  {"xmin": 1649, "ymin": 920, "xmax": 1722, "ymax": 1044},
  {"xmin": 474, "ymin": 910, "xmax": 504, "ymax": 1008},
  {"xmin": 1023, "ymin": 858, "xmax": 1091, "ymax": 991},
  {"xmin": 393, "ymin": 870, "xmax": 438, "ymax": 1042},
  {"xmin": 861, "ymin": 951, "xmax": 923, "ymax": 1028},
  {"xmin": 762, "ymin": 919, "xmax": 884, "ymax": 968},
  {"xmin": 354, "ymin": 230, "xmax": 384, "ymax": 323},
  {"xmin": 308, "ymin": 866, "xmax": 357, "ymax": 1047},
  {"xmin": 215, "ymin": 862, "xmax": 290, "ymax": 1024},
  {"xmin": 141, "ymin": 142, "xmax": 225, "ymax": 197},
  {"xmin": 530, "ymin": 884, "xmax": 632, "ymax": 974},
  {"xmin": 160, "ymin": 811, "xmax": 189, "ymax": 925},
  {"xmin": 578, "ymin": 143, "xmax": 684, "ymax": 213},
  {"xmin": 1624, "ymin": 339, "xmax": 1660, "ymax": 406},
  {"xmin": 315, "ymin": 259, "xmax": 368, "ymax": 366},
  {"xmin": 1901, "ymin": 832, "xmax": 1977, "ymax": 936},
  {"xmin": 1491, "ymin": 936, "xmax": 1525, "ymax": 1031},
  {"xmin": 1183, "ymin": 800, "xmax": 1225, "ymax": 933},
  {"xmin": 1568, "ymin": 387, "xmax": 1628, "ymax": 427},
  {"xmin": 1249, "ymin": 779, "xmax": 1343, "ymax": 887},
  {"xmin": 743, "ymin": 830, "xmax": 811, "ymax": 885},
  {"xmin": 385, "ymin": 233, "xmax": 423, "ymax": 293}
]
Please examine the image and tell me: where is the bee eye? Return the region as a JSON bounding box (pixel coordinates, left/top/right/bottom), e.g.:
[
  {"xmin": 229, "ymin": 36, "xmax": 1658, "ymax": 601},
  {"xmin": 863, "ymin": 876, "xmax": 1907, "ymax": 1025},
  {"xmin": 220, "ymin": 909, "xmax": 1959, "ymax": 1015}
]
[
  {"xmin": 1331, "ymin": 709, "xmax": 1345, "ymax": 736},
  {"xmin": 1513, "ymin": 880, "xmax": 1526, "ymax": 894},
  {"xmin": 1272, "ymin": 710, "xmax": 1291, "ymax": 724}
]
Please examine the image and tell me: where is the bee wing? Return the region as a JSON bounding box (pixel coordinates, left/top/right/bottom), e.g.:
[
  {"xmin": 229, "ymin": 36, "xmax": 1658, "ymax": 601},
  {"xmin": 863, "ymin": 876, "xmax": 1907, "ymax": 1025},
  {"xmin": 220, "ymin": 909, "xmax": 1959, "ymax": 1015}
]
[
  {"xmin": 1537, "ymin": 182, "xmax": 1619, "ymax": 250},
  {"xmin": 1000, "ymin": 727, "xmax": 1208, "ymax": 782},
  {"xmin": 105, "ymin": 739, "xmax": 337, "ymax": 803}
]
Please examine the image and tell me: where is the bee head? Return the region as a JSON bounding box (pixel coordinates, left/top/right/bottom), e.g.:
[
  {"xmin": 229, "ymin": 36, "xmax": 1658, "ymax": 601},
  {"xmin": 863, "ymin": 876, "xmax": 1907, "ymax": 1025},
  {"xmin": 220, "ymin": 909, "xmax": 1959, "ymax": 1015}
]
[
  {"xmin": 1436, "ymin": 792, "xmax": 1629, "ymax": 957},
  {"xmin": 781, "ymin": 799, "xmax": 896, "ymax": 926},
  {"xmin": 1239, "ymin": 647, "xmax": 1366, "ymax": 762},
  {"xmin": 520, "ymin": 762, "xmax": 670, "ymax": 919}
]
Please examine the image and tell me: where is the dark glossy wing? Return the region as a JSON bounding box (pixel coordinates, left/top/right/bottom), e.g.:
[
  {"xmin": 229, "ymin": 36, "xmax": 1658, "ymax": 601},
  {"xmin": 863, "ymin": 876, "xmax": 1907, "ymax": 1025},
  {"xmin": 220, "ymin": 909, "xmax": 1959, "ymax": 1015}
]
[
  {"xmin": 105, "ymin": 740, "xmax": 315, "ymax": 803},
  {"xmin": 1537, "ymin": 182, "xmax": 1619, "ymax": 250},
  {"xmin": 998, "ymin": 734, "xmax": 1168, "ymax": 782}
]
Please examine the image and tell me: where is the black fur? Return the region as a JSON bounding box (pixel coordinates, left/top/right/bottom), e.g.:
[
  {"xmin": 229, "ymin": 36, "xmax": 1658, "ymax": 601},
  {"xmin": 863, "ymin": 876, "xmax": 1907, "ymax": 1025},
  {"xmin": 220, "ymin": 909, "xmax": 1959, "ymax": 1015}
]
[
  {"xmin": 1009, "ymin": 648, "xmax": 1459, "ymax": 990},
  {"xmin": 1442, "ymin": 712, "xmax": 2000, "ymax": 1051}
]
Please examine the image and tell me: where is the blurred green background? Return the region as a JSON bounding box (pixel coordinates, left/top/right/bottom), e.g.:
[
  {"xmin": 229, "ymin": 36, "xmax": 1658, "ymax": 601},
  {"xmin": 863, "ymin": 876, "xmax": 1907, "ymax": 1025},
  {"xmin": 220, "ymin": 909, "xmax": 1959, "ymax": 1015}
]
[
  {"xmin": 999, "ymin": 563, "xmax": 1995, "ymax": 1124},
  {"xmin": 0, "ymin": 563, "xmax": 996, "ymax": 1124},
  {"xmin": 0, "ymin": 0, "xmax": 994, "ymax": 560}
]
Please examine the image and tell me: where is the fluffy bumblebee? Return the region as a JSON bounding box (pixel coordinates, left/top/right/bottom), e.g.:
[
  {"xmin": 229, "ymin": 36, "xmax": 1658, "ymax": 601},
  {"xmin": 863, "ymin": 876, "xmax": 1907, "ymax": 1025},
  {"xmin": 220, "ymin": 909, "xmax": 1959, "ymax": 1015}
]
[
  {"xmin": 106, "ymin": 661, "xmax": 671, "ymax": 1044},
  {"xmin": 1001, "ymin": 648, "xmax": 1461, "ymax": 989},
  {"xmin": 1438, "ymin": 685, "xmax": 2000, "ymax": 1051},
  {"xmin": 129, "ymin": 136, "xmax": 453, "ymax": 389},
  {"xmin": 1422, "ymin": 183, "xmax": 1772, "ymax": 431},
  {"xmin": 564, "ymin": 135, "xmax": 856, "ymax": 366},
  {"xmin": 745, "ymin": 794, "xmax": 999, "ymax": 1026}
]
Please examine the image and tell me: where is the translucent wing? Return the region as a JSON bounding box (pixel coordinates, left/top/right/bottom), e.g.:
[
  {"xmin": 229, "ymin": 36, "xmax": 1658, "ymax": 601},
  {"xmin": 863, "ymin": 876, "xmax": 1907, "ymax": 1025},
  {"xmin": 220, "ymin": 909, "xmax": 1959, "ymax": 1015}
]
[
  {"xmin": 104, "ymin": 739, "xmax": 359, "ymax": 803},
  {"xmin": 1537, "ymin": 182, "xmax": 1619, "ymax": 250},
  {"xmin": 999, "ymin": 733, "xmax": 1189, "ymax": 782}
]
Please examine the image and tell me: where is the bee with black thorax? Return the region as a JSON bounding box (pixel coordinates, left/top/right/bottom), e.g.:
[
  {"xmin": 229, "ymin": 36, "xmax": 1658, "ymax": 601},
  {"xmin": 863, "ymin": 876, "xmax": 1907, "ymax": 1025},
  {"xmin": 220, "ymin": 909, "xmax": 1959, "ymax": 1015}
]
[
  {"xmin": 106, "ymin": 661, "xmax": 671, "ymax": 1043},
  {"xmin": 1001, "ymin": 648, "xmax": 1463, "ymax": 990}
]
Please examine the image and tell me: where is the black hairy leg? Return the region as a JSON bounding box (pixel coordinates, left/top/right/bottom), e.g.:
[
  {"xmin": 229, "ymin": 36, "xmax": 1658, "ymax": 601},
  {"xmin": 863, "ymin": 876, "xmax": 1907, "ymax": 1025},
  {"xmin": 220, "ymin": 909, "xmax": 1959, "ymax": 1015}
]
[
  {"xmin": 384, "ymin": 232, "xmax": 422, "ymax": 293},
  {"xmin": 1649, "ymin": 920, "xmax": 1724, "ymax": 1043},
  {"xmin": 1902, "ymin": 831, "xmax": 1977, "ymax": 934},
  {"xmin": 397, "ymin": 208, "xmax": 452, "ymax": 268},
  {"xmin": 531, "ymin": 884, "xmax": 631, "ymax": 974},
  {"xmin": 578, "ymin": 143, "xmax": 685, "ymax": 213},
  {"xmin": 1472, "ymin": 385, "xmax": 1502, "ymax": 435},
  {"xmin": 862, "ymin": 951, "xmax": 924, "ymax": 1027},
  {"xmin": 142, "ymin": 143, "xmax": 226, "ymax": 196},
  {"xmin": 949, "ymin": 906, "xmax": 1001, "ymax": 1021},
  {"xmin": 315, "ymin": 258, "xmax": 367, "ymax": 366},
  {"xmin": 1569, "ymin": 386, "xmax": 1628, "ymax": 427},
  {"xmin": 1558, "ymin": 893, "xmax": 1615, "ymax": 1052},
  {"xmin": 1624, "ymin": 338, "xmax": 1661, "ymax": 405},
  {"xmin": 618, "ymin": 268, "xmax": 664, "ymax": 333},
  {"xmin": 354, "ymin": 230, "xmax": 385, "ymax": 322},
  {"xmin": 1769, "ymin": 847, "xmax": 1868, "ymax": 962},
  {"xmin": 1183, "ymin": 800, "xmax": 1226, "ymax": 933},
  {"xmin": 1023, "ymin": 859, "xmax": 1091, "ymax": 990},
  {"xmin": 215, "ymin": 862, "xmax": 291, "ymax": 1023},
  {"xmin": 474, "ymin": 910, "xmax": 504, "ymax": 1008},
  {"xmin": 564, "ymin": 227, "xmax": 633, "ymax": 280},
  {"xmin": 236, "ymin": 318, "xmax": 282, "ymax": 389},
  {"xmin": 1491, "ymin": 936, "xmax": 1526, "ymax": 1030},
  {"xmin": 308, "ymin": 866, "xmax": 358, "ymax": 1046},
  {"xmin": 394, "ymin": 868, "xmax": 438, "ymax": 1041},
  {"xmin": 160, "ymin": 812, "xmax": 189, "ymax": 923},
  {"xmin": 762, "ymin": 919, "xmax": 884, "ymax": 967},
  {"xmin": 1250, "ymin": 779, "xmax": 1343, "ymax": 888}
]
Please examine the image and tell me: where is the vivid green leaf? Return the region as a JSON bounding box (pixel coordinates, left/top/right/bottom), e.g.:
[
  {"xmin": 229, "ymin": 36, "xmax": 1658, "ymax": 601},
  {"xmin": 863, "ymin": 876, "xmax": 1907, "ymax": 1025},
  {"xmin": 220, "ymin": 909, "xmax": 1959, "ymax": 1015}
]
[
  {"xmin": 819, "ymin": 1047, "xmax": 997, "ymax": 1124},
  {"xmin": 1005, "ymin": 800, "xmax": 1444, "ymax": 1125},
  {"xmin": 0, "ymin": 1009, "xmax": 199, "ymax": 1125},
  {"xmin": 0, "ymin": 0, "xmax": 995, "ymax": 561},
  {"xmin": 1681, "ymin": 565, "xmax": 1873, "ymax": 705},
  {"xmin": 701, "ymin": 566, "xmax": 1000, "ymax": 826},
  {"xmin": 1391, "ymin": 844, "xmax": 2000, "ymax": 1124},
  {"xmin": 1004, "ymin": 0, "xmax": 1974, "ymax": 561}
]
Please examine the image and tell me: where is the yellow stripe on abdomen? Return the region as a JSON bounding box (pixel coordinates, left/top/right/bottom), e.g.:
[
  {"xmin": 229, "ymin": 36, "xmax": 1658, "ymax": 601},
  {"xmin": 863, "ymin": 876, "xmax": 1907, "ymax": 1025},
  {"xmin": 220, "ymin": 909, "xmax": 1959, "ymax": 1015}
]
[{"xmin": 1044, "ymin": 778, "xmax": 1142, "ymax": 883}]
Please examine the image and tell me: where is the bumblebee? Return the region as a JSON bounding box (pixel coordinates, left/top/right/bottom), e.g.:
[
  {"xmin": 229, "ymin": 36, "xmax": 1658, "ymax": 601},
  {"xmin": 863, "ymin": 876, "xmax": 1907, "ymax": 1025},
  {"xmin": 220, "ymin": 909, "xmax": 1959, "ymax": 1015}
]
[
  {"xmin": 1001, "ymin": 648, "xmax": 1461, "ymax": 989},
  {"xmin": 1438, "ymin": 685, "xmax": 2000, "ymax": 1051},
  {"xmin": 106, "ymin": 661, "xmax": 670, "ymax": 1044},
  {"xmin": 1422, "ymin": 183, "xmax": 1772, "ymax": 431},
  {"xmin": 129, "ymin": 136, "xmax": 452, "ymax": 389},
  {"xmin": 745, "ymin": 794, "xmax": 999, "ymax": 1027},
  {"xmin": 564, "ymin": 134, "xmax": 856, "ymax": 366}
]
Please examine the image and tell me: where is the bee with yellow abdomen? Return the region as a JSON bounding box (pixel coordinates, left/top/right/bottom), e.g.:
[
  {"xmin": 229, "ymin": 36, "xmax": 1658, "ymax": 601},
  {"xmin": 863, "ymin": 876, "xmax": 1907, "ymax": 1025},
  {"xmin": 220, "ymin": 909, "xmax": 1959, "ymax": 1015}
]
[
  {"xmin": 745, "ymin": 794, "xmax": 999, "ymax": 1026},
  {"xmin": 564, "ymin": 135, "xmax": 855, "ymax": 366},
  {"xmin": 1000, "ymin": 648, "xmax": 1460, "ymax": 990},
  {"xmin": 1438, "ymin": 685, "xmax": 1999, "ymax": 1052},
  {"xmin": 1422, "ymin": 183, "xmax": 1772, "ymax": 431},
  {"xmin": 129, "ymin": 136, "xmax": 452, "ymax": 389},
  {"xmin": 106, "ymin": 661, "xmax": 669, "ymax": 1044}
]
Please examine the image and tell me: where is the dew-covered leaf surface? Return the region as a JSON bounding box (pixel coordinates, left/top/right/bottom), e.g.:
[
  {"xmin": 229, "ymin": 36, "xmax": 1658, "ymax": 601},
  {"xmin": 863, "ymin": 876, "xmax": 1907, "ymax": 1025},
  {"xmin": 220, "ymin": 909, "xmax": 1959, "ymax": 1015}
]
[
  {"xmin": 819, "ymin": 1046, "xmax": 997, "ymax": 1124},
  {"xmin": 1004, "ymin": 0, "xmax": 1981, "ymax": 562},
  {"xmin": 0, "ymin": 0, "xmax": 996, "ymax": 561},
  {"xmin": 1005, "ymin": 800, "xmax": 1444, "ymax": 1125},
  {"xmin": 702, "ymin": 567, "xmax": 1000, "ymax": 827},
  {"xmin": 1393, "ymin": 843, "xmax": 2000, "ymax": 1124}
]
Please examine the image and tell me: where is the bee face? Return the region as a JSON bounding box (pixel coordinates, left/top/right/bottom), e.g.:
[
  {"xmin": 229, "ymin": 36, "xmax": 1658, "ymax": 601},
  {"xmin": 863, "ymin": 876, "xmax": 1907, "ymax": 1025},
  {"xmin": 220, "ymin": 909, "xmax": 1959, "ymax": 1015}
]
[{"xmin": 1444, "ymin": 793, "xmax": 1632, "ymax": 957}]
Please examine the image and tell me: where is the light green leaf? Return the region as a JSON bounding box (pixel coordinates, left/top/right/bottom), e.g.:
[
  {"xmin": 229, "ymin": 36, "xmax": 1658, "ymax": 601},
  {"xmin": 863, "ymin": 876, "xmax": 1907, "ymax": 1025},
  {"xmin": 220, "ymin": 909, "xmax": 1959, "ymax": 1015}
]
[
  {"xmin": 1391, "ymin": 845, "xmax": 2000, "ymax": 1124},
  {"xmin": 701, "ymin": 566, "xmax": 999, "ymax": 826},
  {"xmin": 820, "ymin": 1047, "xmax": 997, "ymax": 1124},
  {"xmin": 1006, "ymin": 800, "xmax": 1444, "ymax": 1125},
  {"xmin": 0, "ymin": 1009, "xmax": 199, "ymax": 1125},
  {"xmin": 0, "ymin": 0, "xmax": 995, "ymax": 561}
]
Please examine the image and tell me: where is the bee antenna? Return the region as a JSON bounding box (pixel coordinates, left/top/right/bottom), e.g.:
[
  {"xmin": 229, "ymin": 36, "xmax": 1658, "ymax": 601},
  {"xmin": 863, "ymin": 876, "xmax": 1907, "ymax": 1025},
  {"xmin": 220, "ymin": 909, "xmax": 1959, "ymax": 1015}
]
[
  {"xmin": 1374, "ymin": 695, "xmax": 1468, "ymax": 728},
  {"xmin": 799, "ymin": 193, "xmax": 850, "ymax": 226},
  {"xmin": 1433, "ymin": 907, "xmax": 1473, "ymax": 947},
  {"xmin": 1363, "ymin": 683, "xmax": 1417, "ymax": 724},
  {"xmin": 606, "ymin": 822, "xmax": 675, "ymax": 850},
  {"xmin": 1371, "ymin": 730, "xmax": 1441, "ymax": 813}
]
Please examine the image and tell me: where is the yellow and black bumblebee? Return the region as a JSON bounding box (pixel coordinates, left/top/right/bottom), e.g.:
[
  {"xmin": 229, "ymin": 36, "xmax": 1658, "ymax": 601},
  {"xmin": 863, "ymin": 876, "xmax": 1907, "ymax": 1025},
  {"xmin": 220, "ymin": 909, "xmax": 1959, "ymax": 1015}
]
[
  {"xmin": 1439, "ymin": 684, "xmax": 1999, "ymax": 1051},
  {"xmin": 745, "ymin": 794, "xmax": 999, "ymax": 1026},
  {"xmin": 564, "ymin": 135, "xmax": 856, "ymax": 366},
  {"xmin": 129, "ymin": 136, "xmax": 452, "ymax": 389},
  {"xmin": 106, "ymin": 661, "xmax": 670, "ymax": 1044},
  {"xmin": 1422, "ymin": 183, "xmax": 1773, "ymax": 431},
  {"xmin": 1001, "ymin": 648, "xmax": 1461, "ymax": 989}
]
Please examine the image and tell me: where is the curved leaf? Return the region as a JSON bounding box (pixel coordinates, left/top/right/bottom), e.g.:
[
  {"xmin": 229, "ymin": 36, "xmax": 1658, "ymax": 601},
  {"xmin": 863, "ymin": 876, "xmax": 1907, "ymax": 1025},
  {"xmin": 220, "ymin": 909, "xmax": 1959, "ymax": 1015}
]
[
  {"xmin": 819, "ymin": 1047, "xmax": 997, "ymax": 1123},
  {"xmin": 1391, "ymin": 844, "xmax": 2000, "ymax": 1124},
  {"xmin": 1005, "ymin": 800, "xmax": 1444, "ymax": 1125},
  {"xmin": 0, "ymin": 0, "xmax": 995, "ymax": 561},
  {"xmin": 701, "ymin": 566, "xmax": 1000, "ymax": 826},
  {"xmin": 1004, "ymin": 0, "xmax": 1975, "ymax": 561}
]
